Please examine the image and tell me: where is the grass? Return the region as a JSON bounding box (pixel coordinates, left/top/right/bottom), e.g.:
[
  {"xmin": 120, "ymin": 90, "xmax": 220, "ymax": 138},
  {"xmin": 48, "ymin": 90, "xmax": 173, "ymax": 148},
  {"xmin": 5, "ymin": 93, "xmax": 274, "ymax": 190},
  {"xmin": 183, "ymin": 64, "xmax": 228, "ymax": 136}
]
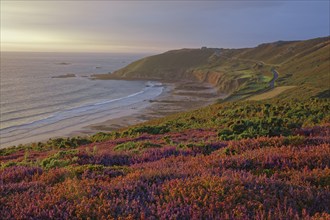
[{"xmin": 248, "ymin": 86, "xmax": 297, "ymax": 101}]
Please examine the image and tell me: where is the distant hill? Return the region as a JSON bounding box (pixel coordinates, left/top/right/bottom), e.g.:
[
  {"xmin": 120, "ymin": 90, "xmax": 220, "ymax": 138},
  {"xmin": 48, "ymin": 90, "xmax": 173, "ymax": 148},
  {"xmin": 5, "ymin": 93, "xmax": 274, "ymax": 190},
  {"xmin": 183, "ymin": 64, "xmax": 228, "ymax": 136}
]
[
  {"xmin": 106, "ymin": 36, "xmax": 329, "ymax": 100},
  {"xmin": 110, "ymin": 48, "xmax": 216, "ymax": 80},
  {"xmin": 236, "ymin": 37, "xmax": 330, "ymax": 99}
]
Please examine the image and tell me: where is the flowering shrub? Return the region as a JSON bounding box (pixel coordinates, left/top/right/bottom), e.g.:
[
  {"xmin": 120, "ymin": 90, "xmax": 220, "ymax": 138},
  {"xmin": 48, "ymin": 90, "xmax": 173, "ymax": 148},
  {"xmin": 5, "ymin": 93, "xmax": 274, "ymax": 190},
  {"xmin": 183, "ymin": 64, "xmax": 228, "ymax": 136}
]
[
  {"xmin": 0, "ymin": 166, "xmax": 42, "ymax": 184},
  {"xmin": 0, "ymin": 98, "xmax": 329, "ymax": 219}
]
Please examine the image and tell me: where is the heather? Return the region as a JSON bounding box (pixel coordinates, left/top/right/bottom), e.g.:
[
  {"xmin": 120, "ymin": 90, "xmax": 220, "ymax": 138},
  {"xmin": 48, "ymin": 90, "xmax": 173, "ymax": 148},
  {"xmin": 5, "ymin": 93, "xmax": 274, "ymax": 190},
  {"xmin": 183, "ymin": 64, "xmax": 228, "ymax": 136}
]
[{"xmin": 1, "ymin": 98, "xmax": 329, "ymax": 219}]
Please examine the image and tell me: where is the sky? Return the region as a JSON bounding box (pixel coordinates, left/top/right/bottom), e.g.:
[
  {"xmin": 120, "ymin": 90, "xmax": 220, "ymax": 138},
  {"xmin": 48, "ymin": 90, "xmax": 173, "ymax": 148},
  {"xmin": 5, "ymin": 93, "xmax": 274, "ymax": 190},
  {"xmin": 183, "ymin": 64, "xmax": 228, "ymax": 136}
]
[{"xmin": 1, "ymin": 1, "xmax": 329, "ymax": 53}]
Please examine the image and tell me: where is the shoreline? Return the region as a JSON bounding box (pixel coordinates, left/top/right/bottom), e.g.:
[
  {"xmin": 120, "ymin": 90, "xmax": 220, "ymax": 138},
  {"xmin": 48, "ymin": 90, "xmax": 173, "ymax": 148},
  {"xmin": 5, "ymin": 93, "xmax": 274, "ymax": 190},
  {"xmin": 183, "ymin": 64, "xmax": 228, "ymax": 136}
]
[
  {"xmin": 78, "ymin": 81, "xmax": 225, "ymax": 134},
  {"xmin": 0, "ymin": 81, "xmax": 226, "ymax": 149}
]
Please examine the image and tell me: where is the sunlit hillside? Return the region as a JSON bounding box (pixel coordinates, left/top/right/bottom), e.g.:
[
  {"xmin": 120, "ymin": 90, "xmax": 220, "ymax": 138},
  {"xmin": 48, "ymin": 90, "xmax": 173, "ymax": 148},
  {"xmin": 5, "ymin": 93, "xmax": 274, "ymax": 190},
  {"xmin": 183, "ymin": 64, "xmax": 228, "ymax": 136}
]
[{"xmin": 107, "ymin": 36, "xmax": 329, "ymax": 99}]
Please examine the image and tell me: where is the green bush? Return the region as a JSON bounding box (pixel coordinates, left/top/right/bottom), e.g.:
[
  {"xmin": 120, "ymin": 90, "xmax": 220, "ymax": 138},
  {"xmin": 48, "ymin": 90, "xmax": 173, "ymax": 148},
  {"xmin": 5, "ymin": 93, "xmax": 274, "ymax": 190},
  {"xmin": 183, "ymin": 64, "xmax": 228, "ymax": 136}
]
[
  {"xmin": 127, "ymin": 125, "xmax": 170, "ymax": 135},
  {"xmin": 114, "ymin": 142, "xmax": 137, "ymax": 151},
  {"xmin": 40, "ymin": 150, "xmax": 78, "ymax": 169},
  {"xmin": 41, "ymin": 158, "xmax": 70, "ymax": 169},
  {"xmin": 114, "ymin": 141, "xmax": 162, "ymax": 152}
]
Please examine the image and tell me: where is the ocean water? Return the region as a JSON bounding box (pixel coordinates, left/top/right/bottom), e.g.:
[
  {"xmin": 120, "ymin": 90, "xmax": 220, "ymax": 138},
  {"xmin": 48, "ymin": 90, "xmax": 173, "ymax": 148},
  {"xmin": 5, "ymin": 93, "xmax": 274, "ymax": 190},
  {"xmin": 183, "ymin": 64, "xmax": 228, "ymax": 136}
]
[{"xmin": 0, "ymin": 52, "xmax": 163, "ymax": 147}]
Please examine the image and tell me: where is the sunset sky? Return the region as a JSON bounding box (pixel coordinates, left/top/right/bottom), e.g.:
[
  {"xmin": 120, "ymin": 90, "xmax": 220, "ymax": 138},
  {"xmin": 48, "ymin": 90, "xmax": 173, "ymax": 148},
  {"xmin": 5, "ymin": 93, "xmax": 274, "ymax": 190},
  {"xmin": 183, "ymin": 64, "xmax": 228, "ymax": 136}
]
[{"xmin": 1, "ymin": 1, "xmax": 329, "ymax": 53}]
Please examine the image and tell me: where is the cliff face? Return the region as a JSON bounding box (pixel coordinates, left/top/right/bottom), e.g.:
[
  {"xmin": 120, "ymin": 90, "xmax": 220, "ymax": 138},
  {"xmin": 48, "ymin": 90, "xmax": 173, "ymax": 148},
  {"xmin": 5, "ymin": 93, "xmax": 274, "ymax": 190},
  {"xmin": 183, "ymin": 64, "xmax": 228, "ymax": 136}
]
[
  {"xmin": 110, "ymin": 36, "xmax": 330, "ymax": 98},
  {"xmin": 191, "ymin": 70, "xmax": 245, "ymax": 94}
]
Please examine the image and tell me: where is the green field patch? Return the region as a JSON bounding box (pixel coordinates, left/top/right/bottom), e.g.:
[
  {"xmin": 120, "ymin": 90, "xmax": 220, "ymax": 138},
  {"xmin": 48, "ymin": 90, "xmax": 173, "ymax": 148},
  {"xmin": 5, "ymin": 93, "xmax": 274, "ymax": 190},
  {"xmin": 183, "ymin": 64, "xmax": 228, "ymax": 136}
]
[
  {"xmin": 248, "ymin": 86, "xmax": 297, "ymax": 101},
  {"xmin": 236, "ymin": 69, "xmax": 254, "ymax": 77},
  {"xmin": 40, "ymin": 149, "xmax": 78, "ymax": 169},
  {"xmin": 259, "ymin": 75, "xmax": 272, "ymax": 83},
  {"xmin": 114, "ymin": 141, "xmax": 162, "ymax": 152},
  {"xmin": 235, "ymin": 82, "xmax": 268, "ymax": 95}
]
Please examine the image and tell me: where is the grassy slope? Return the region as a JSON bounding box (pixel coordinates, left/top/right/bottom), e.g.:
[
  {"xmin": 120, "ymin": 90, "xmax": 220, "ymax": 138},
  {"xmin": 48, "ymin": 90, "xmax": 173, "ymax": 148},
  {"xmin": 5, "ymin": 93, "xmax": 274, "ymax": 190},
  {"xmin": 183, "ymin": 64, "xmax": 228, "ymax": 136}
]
[
  {"xmin": 111, "ymin": 36, "xmax": 329, "ymax": 99},
  {"xmin": 237, "ymin": 36, "xmax": 330, "ymax": 99},
  {"xmin": 247, "ymin": 86, "xmax": 297, "ymax": 101},
  {"xmin": 111, "ymin": 48, "xmax": 215, "ymax": 80}
]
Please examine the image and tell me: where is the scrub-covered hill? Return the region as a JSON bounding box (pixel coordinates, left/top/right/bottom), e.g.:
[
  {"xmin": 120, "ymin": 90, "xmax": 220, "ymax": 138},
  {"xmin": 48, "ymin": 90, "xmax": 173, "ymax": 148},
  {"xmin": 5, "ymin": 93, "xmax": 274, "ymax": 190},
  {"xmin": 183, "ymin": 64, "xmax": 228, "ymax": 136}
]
[{"xmin": 105, "ymin": 36, "xmax": 329, "ymax": 99}]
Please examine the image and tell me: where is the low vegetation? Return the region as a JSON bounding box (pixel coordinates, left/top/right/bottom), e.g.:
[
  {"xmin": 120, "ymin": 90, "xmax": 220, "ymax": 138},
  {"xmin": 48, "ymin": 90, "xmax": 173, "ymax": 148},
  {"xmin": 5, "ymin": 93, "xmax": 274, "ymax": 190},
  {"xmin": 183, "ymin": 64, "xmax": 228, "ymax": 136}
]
[
  {"xmin": 1, "ymin": 97, "xmax": 329, "ymax": 219},
  {"xmin": 248, "ymin": 86, "xmax": 296, "ymax": 101}
]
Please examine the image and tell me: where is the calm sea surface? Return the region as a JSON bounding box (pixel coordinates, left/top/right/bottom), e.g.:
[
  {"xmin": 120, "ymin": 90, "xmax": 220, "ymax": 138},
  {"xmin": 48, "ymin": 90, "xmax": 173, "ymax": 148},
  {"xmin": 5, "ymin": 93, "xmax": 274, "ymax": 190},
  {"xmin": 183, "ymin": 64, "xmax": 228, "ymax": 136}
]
[{"xmin": 0, "ymin": 52, "xmax": 163, "ymax": 147}]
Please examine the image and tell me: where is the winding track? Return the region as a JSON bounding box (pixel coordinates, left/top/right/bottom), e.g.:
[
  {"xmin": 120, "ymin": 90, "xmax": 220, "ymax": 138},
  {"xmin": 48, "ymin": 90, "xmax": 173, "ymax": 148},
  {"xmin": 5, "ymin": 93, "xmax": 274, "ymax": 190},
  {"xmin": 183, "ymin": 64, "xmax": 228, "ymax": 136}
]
[{"xmin": 269, "ymin": 68, "xmax": 279, "ymax": 89}]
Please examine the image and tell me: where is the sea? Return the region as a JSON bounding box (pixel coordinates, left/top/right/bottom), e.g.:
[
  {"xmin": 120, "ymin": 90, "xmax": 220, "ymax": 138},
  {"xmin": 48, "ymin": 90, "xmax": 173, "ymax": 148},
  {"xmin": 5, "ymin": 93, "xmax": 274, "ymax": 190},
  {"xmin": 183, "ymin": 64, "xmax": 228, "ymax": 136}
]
[{"xmin": 0, "ymin": 52, "xmax": 163, "ymax": 148}]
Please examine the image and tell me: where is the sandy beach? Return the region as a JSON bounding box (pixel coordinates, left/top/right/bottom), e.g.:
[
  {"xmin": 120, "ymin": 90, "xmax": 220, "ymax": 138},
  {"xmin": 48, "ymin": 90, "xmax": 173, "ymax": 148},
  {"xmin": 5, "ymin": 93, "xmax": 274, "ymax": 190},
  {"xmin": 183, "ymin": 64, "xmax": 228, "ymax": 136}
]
[
  {"xmin": 1, "ymin": 80, "xmax": 226, "ymax": 148},
  {"xmin": 72, "ymin": 81, "xmax": 226, "ymax": 134}
]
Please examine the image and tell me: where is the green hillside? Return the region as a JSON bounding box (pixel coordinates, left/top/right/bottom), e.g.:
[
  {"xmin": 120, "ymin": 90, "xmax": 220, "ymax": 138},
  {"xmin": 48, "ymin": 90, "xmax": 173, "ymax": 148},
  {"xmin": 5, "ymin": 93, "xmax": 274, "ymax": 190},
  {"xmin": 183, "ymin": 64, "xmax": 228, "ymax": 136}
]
[
  {"xmin": 107, "ymin": 36, "xmax": 330, "ymax": 100},
  {"xmin": 236, "ymin": 37, "xmax": 330, "ymax": 99},
  {"xmin": 111, "ymin": 48, "xmax": 215, "ymax": 80}
]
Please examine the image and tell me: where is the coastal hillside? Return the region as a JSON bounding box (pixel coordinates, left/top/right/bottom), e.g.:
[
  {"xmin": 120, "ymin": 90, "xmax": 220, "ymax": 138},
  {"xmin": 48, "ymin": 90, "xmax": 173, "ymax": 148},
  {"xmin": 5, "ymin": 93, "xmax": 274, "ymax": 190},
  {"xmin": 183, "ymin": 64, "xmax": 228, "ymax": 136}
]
[
  {"xmin": 109, "ymin": 48, "xmax": 216, "ymax": 80},
  {"xmin": 1, "ymin": 99, "xmax": 329, "ymax": 219},
  {"xmin": 108, "ymin": 36, "xmax": 329, "ymax": 98}
]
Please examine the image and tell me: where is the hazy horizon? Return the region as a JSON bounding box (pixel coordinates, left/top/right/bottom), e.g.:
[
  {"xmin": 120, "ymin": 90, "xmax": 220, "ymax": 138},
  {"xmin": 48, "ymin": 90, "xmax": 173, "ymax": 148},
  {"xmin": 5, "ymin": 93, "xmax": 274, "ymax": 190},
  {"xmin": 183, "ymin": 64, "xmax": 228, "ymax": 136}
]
[{"xmin": 1, "ymin": 1, "xmax": 329, "ymax": 53}]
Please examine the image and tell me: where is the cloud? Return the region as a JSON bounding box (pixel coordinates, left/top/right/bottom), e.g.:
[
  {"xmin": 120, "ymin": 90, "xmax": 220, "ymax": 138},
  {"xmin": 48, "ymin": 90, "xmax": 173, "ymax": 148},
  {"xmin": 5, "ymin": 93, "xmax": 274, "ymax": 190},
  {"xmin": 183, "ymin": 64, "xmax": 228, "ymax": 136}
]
[{"xmin": 1, "ymin": 1, "xmax": 329, "ymax": 52}]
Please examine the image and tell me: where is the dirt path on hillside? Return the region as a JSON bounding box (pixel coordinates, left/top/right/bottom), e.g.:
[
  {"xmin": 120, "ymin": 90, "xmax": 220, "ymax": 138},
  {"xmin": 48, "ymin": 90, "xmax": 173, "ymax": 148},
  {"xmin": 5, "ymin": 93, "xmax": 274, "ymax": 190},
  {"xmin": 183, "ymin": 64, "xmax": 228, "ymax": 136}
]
[
  {"xmin": 247, "ymin": 68, "xmax": 285, "ymax": 101},
  {"xmin": 269, "ymin": 68, "xmax": 279, "ymax": 88}
]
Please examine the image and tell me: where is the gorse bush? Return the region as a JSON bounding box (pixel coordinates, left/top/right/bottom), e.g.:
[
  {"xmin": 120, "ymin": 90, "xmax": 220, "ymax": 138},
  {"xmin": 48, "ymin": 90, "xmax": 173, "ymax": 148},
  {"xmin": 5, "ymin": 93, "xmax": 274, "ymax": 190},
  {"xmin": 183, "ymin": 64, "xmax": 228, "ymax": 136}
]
[
  {"xmin": 114, "ymin": 141, "xmax": 137, "ymax": 151},
  {"xmin": 126, "ymin": 124, "xmax": 171, "ymax": 135},
  {"xmin": 46, "ymin": 137, "xmax": 91, "ymax": 149},
  {"xmin": 40, "ymin": 150, "xmax": 78, "ymax": 169},
  {"xmin": 114, "ymin": 141, "xmax": 162, "ymax": 152}
]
